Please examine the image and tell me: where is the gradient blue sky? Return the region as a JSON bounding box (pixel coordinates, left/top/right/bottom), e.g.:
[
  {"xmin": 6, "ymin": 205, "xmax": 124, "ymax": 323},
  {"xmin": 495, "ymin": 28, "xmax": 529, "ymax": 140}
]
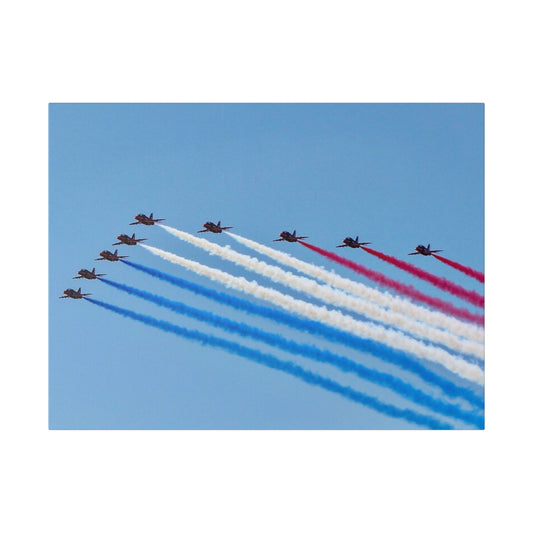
[{"xmin": 49, "ymin": 103, "xmax": 484, "ymax": 429}]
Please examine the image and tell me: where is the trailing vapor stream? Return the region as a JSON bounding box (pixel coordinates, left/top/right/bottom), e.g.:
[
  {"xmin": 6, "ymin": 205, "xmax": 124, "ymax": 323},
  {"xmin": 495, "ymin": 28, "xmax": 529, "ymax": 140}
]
[
  {"xmin": 226, "ymin": 231, "xmax": 484, "ymax": 344},
  {"xmin": 98, "ymin": 276, "xmax": 483, "ymax": 427},
  {"xmin": 121, "ymin": 259, "xmax": 484, "ymax": 408},
  {"xmin": 140, "ymin": 243, "xmax": 484, "ymax": 386},
  {"xmin": 158, "ymin": 225, "xmax": 483, "ymax": 359},
  {"xmin": 298, "ymin": 240, "xmax": 484, "ymax": 326},
  {"xmin": 360, "ymin": 246, "xmax": 484, "ymax": 308},
  {"xmin": 433, "ymin": 254, "xmax": 485, "ymax": 283},
  {"xmin": 84, "ymin": 297, "xmax": 453, "ymax": 429}
]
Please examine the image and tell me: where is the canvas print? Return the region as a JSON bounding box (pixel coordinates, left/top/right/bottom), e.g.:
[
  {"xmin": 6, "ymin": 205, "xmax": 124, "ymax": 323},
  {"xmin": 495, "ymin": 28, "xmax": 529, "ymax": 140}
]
[{"xmin": 49, "ymin": 103, "xmax": 484, "ymax": 429}]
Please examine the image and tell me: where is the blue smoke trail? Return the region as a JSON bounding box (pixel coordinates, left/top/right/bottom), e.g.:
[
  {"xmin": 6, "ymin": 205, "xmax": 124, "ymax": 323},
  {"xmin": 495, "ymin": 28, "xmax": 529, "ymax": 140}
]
[
  {"xmin": 84, "ymin": 297, "xmax": 453, "ymax": 429},
  {"xmin": 121, "ymin": 259, "xmax": 484, "ymax": 409},
  {"xmin": 99, "ymin": 276, "xmax": 483, "ymax": 428}
]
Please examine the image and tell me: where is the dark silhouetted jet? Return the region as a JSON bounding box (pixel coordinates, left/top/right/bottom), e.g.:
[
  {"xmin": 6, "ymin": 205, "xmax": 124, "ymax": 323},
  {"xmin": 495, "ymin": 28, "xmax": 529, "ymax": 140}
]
[
  {"xmin": 336, "ymin": 236, "xmax": 371, "ymax": 248},
  {"xmin": 95, "ymin": 250, "xmax": 128, "ymax": 261},
  {"xmin": 73, "ymin": 268, "xmax": 106, "ymax": 280},
  {"xmin": 130, "ymin": 213, "xmax": 165, "ymax": 225},
  {"xmin": 273, "ymin": 230, "xmax": 308, "ymax": 243},
  {"xmin": 113, "ymin": 233, "xmax": 147, "ymax": 246},
  {"xmin": 409, "ymin": 244, "xmax": 444, "ymax": 256},
  {"xmin": 198, "ymin": 221, "xmax": 233, "ymax": 234},
  {"xmin": 59, "ymin": 288, "xmax": 91, "ymax": 299}
]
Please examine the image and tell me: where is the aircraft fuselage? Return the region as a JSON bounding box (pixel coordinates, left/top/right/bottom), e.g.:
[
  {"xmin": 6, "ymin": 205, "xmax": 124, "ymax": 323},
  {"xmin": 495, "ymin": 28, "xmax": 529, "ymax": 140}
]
[
  {"xmin": 76, "ymin": 269, "xmax": 97, "ymax": 279},
  {"xmin": 416, "ymin": 246, "xmax": 431, "ymax": 255},
  {"xmin": 203, "ymin": 222, "xmax": 222, "ymax": 233},
  {"xmin": 131, "ymin": 213, "xmax": 165, "ymax": 225},
  {"xmin": 279, "ymin": 231, "xmax": 298, "ymax": 242},
  {"xmin": 96, "ymin": 250, "xmax": 127, "ymax": 261},
  {"xmin": 60, "ymin": 288, "xmax": 88, "ymax": 299},
  {"xmin": 343, "ymin": 237, "xmax": 359, "ymax": 248},
  {"xmin": 114, "ymin": 234, "xmax": 146, "ymax": 246}
]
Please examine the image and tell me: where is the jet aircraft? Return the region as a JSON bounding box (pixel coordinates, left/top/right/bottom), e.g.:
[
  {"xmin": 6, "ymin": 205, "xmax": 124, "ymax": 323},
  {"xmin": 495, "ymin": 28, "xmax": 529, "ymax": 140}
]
[
  {"xmin": 95, "ymin": 250, "xmax": 128, "ymax": 261},
  {"xmin": 59, "ymin": 288, "xmax": 91, "ymax": 299},
  {"xmin": 336, "ymin": 236, "xmax": 371, "ymax": 248},
  {"xmin": 73, "ymin": 267, "xmax": 106, "ymax": 280},
  {"xmin": 112, "ymin": 233, "xmax": 147, "ymax": 246},
  {"xmin": 273, "ymin": 230, "xmax": 308, "ymax": 242},
  {"xmin": 408, "ymin": 244, "xmax": 444, "ymax": 256},
  {"xmin": 130, "ymin": 213, "xmax": 165, "ymax": 225},
  {"xmin": 198, "ymin": 221, "xmax": 233, "ymax": 234}
]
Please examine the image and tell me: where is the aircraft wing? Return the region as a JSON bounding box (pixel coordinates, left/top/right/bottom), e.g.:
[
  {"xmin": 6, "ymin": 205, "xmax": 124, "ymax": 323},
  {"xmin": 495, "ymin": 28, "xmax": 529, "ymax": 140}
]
[
  {"xmin": 408, "ymin": 252, "xmax": 420, "ymax": 255},
  {"xmin": 336, "ymin": 244, "xmax": 347, "ymax": 247},
  {"xmin": 112, "ymin": 241, "xmax": 123, "ymax": 246},
  {"xmin": 221, "ymin": 226, "xmax": 233, "ymax": 230},
  {"xmin": 154, "ymin": 218, "xmax": 165, "ymax": 222},
  {"xmin": 432, "ymin": 250, "xmax": 444, "ymax": 254},
  {"xmin": 197, "ymin": 229, "xmax": 209, "ymax": 233},
  {"xmin": 273, "ymin": 238, "xmax": 285, "ymax": 241},
  {"xmin": 136, "ymin": 238, "xmax": 147, "ymax": 242},
  {"xmin": 129, "ymin": 221, "xmax": 141, "ymax": 225},
  {"xmin": 59, "ymin": 295, "xmax": 69, "ymax": 298},
  {"xmin": 73, "ymin": 275, "xmax": 83, "ymax": 279},
  {"xmin": 297, "ymin": 236, "xmax": 308, "ymax": 240}
]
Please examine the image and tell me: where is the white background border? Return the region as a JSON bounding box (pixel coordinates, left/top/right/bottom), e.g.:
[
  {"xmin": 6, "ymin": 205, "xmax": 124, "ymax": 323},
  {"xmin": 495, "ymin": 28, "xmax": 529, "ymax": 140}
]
[{"xmin": 2, "ymin": 1, "xmax": 530, "ymax": 531}]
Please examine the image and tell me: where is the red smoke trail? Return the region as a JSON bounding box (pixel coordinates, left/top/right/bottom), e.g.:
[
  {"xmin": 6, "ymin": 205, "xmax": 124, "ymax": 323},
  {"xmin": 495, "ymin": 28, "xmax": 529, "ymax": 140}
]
[
  {"xmin": 433, "ymin": 255, "xmax": 484, "ymax": 283},
  {"xmin": 299, "ymin": 241, "xmax": 484, "ymax": 326},
  {"xmin": 360, "ymin": 247, "xmax": 484, "ymax": 308}
]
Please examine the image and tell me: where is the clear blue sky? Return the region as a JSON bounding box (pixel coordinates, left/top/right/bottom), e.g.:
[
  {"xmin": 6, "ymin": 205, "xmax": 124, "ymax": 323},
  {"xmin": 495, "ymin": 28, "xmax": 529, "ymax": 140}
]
[{"xmin": 49, "ymin": 103, "xmax": 484, "ymax": 429}]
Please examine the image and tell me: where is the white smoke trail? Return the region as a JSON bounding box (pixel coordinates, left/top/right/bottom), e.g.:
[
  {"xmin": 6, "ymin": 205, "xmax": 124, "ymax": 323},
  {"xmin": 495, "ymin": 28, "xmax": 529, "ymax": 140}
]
[
  {"xmin": 226, "ymin": 231, "xmax": 484, "ymax": 345},
  {"xmin": 158, "ymin": 224, "xmax": 483, "ymax": 360},
  {"xmin": 141, "ymin": 243, "xmax": 484, "ymax": 385}
]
